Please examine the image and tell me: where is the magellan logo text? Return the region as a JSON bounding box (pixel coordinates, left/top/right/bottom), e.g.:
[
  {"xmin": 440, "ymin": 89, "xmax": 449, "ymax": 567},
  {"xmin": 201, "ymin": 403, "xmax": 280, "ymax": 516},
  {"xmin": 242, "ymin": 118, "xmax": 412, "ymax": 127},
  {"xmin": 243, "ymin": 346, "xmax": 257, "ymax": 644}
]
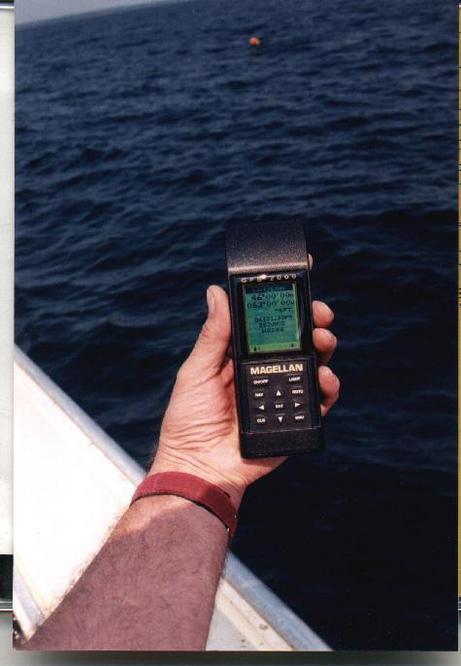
[{"xmin": 250, "ymin": 363, "xmax": 303, "ymax": 375}]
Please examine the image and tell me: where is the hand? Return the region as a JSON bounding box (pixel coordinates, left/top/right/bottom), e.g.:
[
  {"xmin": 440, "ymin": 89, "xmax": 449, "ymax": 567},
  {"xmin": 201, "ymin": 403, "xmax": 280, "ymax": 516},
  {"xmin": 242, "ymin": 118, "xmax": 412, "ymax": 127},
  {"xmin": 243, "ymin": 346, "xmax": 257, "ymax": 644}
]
[{"xmin": 151, "ymin": 265, "xmax": 339, "ymax": 508}]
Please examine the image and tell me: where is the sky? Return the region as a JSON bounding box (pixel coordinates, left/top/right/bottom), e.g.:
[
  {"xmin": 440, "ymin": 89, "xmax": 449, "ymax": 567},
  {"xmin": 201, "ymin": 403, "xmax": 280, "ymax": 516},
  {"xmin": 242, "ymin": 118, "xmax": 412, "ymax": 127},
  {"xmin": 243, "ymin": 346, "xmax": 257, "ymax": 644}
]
[{"xmin": 15, "ymin": 0, "xmax": 169, "ymax": 25}]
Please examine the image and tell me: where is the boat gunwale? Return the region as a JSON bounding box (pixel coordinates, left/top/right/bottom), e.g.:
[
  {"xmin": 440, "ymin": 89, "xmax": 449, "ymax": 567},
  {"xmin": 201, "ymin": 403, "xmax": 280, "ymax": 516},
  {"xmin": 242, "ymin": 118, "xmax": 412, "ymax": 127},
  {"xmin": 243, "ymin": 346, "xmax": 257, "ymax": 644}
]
[{"xmin": 14, "ymin": 346, "xmax": 329, "ymax": 651}]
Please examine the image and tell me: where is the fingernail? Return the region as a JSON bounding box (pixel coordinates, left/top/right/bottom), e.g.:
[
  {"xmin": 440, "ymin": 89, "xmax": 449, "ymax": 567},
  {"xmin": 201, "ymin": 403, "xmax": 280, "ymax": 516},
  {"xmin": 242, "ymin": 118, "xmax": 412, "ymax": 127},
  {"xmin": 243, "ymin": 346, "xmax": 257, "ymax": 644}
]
[
  {"xmin": 322, "ymin": 365, "xmax": 333, "ymax": 376},
  {"xmin": 206, "ymin": 287, "xmax": 215, "ymax": 316}
]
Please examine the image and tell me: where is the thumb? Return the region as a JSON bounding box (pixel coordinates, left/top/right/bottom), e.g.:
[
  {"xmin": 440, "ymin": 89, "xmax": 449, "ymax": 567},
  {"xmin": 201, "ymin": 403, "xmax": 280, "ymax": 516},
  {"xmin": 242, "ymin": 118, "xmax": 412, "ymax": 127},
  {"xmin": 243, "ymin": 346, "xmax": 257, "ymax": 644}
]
[{"xmin": 181, "ymin": 285, "xmax": 231, "ymax": 378}]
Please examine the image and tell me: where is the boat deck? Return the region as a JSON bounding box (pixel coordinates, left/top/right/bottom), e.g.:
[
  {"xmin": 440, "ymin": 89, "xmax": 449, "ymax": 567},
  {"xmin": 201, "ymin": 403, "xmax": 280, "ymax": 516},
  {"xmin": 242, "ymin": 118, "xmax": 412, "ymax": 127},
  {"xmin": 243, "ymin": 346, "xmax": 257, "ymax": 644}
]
[{"xmin": 13, "ymin": 348, "xmax": 328, "ymax": 651}]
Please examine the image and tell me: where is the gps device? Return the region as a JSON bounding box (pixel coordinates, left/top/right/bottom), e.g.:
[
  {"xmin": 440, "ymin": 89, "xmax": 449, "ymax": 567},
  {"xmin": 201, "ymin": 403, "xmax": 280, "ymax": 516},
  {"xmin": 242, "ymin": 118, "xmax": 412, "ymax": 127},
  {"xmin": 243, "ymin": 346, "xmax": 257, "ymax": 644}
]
[{"xmin": 226, "ymin": 221, "xmax": 323, "ymax": 458}]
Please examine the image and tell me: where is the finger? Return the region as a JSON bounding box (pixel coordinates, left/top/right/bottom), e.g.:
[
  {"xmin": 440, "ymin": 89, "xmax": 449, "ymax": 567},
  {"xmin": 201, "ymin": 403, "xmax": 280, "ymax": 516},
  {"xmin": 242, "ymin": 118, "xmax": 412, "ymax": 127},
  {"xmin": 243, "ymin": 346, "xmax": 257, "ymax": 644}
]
[
  {"xmin": 181, "ymin": 285, "xmax": 231, "ymax": 378},
  {"xmin": 308, "ymin": 253, "xmax": 313, "ymax": 270},
  {"xmin": 318, "ymin": 365, "xmax": 340, "ymax": 415},
  {"xmin": 221, "ymin": 357, "xmax": 235, "ymax": 386},
  {"xmin": 313, "ymin": 328, "xmax": 337, "ymax": 365},
  {"xmin": 312, "ymin": 300, "xmax": 334, "ymax": 328}
]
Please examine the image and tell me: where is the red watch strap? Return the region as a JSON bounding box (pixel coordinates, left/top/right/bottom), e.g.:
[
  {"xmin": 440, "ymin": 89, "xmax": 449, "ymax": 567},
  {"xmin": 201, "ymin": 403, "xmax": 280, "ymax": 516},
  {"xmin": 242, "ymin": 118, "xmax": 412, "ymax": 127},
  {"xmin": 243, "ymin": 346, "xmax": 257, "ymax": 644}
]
[{"xmin": 130, "ymin": 472, "xmax": 238, "ymax": 539}]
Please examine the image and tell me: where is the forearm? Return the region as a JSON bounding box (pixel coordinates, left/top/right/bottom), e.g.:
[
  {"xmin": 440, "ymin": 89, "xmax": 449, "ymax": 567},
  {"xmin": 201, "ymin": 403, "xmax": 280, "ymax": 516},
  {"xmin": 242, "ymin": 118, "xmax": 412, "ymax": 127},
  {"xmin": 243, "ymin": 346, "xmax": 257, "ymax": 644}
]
[{"xmin": 23, "ymin": 494, "xmax": 229, "ymax": 651}]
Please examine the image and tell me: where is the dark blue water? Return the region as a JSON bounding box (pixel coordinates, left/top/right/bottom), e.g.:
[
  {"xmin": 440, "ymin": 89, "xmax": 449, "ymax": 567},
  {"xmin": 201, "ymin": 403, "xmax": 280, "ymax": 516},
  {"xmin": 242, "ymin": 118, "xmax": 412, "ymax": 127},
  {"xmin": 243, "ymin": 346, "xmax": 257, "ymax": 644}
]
[{"xmin": 16, "ymin": 0, "xmax": 457, "ymax": 650}]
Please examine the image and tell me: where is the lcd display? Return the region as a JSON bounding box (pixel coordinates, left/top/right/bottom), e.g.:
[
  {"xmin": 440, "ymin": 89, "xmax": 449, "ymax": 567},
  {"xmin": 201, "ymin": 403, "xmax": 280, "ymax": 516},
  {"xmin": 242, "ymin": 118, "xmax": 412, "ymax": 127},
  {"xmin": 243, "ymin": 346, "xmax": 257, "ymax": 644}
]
[{"xmin": 243, "ymin": 282, "xmax": 301, "ymax": 354}]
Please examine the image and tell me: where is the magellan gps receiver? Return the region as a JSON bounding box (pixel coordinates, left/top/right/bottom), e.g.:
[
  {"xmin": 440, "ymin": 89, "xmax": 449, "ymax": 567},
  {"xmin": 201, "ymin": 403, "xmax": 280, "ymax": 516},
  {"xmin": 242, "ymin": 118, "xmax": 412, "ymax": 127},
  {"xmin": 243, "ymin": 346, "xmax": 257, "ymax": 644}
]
[{"xmin": 226, "ymin": 221, "xmax": 323, "ymax": 458}]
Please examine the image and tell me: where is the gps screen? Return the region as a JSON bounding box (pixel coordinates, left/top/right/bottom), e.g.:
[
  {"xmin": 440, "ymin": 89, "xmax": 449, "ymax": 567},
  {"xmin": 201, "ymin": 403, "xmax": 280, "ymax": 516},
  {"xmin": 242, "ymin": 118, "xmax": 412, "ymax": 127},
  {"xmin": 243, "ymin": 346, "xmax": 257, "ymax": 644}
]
[{"xmin": 243, "ymin": 282, "xmax": 301, "ymax": 354}]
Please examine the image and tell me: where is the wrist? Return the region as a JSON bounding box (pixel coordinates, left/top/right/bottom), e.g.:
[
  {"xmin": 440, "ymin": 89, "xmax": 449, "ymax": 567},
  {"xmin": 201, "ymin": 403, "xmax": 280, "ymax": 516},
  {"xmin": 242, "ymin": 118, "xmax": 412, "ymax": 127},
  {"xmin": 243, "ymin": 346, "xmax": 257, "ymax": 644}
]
[
  {"xmin": 131, "ymin": 471, "xmax": 239, "ymax": 538},
  {"xmin": 149, "ymin": 450, "xmax": 246, "ymax": 510}
]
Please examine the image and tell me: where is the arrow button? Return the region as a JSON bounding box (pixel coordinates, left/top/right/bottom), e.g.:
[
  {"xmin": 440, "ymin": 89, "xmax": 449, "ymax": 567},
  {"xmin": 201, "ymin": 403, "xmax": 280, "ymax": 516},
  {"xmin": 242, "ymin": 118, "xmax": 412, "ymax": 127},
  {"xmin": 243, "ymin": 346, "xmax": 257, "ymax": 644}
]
[
  {"xmin": 293, "ymin": 401, "xmax": 303, "ymax": 409},
  {"xmin": 257, "ymin": 403, "xmax": 265, "ymax": 411},
  {"xmin": 277, "ymin": 415, "xmax": 284, "ymax": 424}
]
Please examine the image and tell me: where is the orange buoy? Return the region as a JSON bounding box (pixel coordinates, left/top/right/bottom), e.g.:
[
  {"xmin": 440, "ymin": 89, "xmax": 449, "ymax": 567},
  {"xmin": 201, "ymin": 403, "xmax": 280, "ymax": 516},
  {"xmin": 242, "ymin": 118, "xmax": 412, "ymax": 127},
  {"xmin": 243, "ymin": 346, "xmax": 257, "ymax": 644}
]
[{"xmin": 249, "ymin": 36, "xmax": 261, "ymax": 47}]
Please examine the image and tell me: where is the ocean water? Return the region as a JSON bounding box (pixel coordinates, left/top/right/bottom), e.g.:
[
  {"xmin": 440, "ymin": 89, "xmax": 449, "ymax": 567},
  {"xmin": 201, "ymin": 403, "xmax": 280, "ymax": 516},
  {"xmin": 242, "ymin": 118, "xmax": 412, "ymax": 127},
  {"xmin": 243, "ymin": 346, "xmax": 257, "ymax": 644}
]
[{"xmin": 15, "ymin": 0, "xmax": 457, "ymax": 650}]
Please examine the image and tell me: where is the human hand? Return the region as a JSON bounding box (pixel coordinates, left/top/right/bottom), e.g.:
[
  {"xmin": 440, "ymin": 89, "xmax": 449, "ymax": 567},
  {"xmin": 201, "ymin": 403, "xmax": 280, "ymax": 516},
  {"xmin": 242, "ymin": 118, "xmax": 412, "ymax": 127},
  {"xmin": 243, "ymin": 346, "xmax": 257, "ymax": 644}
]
[{"xmin": 150, "ymin": 264, "xmax": 339, "ymax": 508}]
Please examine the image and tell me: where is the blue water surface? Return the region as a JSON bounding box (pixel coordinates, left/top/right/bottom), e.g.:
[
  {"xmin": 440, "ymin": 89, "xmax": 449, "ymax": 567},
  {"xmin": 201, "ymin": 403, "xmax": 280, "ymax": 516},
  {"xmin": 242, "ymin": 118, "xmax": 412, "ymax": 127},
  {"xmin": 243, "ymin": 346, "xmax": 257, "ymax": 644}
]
[{"xmin": 15, "ymin": 0, "xmax": 457, "ymax": 649}]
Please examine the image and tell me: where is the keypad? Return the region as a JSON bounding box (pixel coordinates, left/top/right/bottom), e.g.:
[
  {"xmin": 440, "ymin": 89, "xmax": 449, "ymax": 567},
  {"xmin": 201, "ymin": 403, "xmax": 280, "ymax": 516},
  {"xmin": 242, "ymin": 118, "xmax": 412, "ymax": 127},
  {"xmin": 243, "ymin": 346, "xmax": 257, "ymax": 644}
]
[{"xmin": 245, "ymin": 362, "xmax": 312, "ymax": 430}]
